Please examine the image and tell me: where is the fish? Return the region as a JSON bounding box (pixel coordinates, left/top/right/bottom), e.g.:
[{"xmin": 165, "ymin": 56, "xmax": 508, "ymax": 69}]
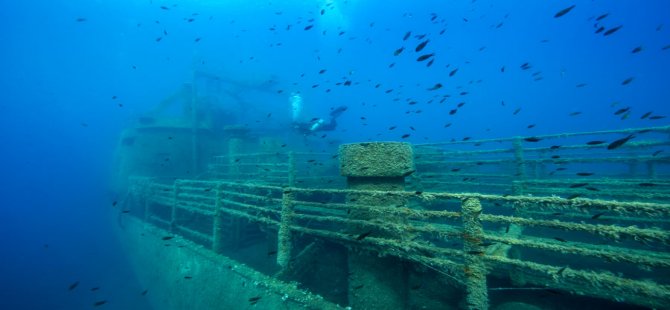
[
  {"xmin": 586, "ymin": 140, "xmax": 606, "ymax": 145},
  {"xmin": 550, "ymin": 145, "xmax": 561, "ymax": 149},
  {"xmin": 449, "ymin": 109, "xmax": 457, "ymax": 115},
  {"xmin": 513, "ymin": 108, "xmax": 521, "ymax": 115},
  {"xmin": 569, "ymin": 183, "xmax": 588, "ymax": 188},
  {"xmin": 566, "ymin": 194, "xmax": 581, "ymax": 200},
  {"xmin": 603, "ymin": 25, "xmax": 622, "ymax": 36},
  {"xmin": 524, "ymin": 137, "xmax": 542, "ymax": 142},
  {"xmin": 93, "ymin": 301, "xmax": 107, "ymax": 307},
  {"xmin": 249, "ymin": 296, "xmax": 262, "ymax": 304},
  {"xmin": 638, "ymin": 182, "xmax": 656, "ymax": 187},
  {"xmin": 389, "ymin": 126, "xmax": 396, "ymax": 130},
  {"xmin": 631, "ymin": 46, "xmax": 643, "ymax": 53},
  {"xmin": 427, "ymin": 83, "xmax": 442, "ymax": 91},
  {"xmin": 585, "ymin": 187, "xmax": 600, "ymax": 191},
  {"xmin": 403, "ymin": 31, "xmax": 411, "ymax": 40},
  {"xmin": 649, "ymin": 115, "xmax": 666, "ymax": 120},
  {"xmin": 141, "ymin": 289, "xmax": 148, "ymax": 296},
  {"xmin": 614, "ymin": 107, "xmax": 630, "ymax": 115},
  {"xmin": 416, "ymin": 53, "xmax": 435, "ymax": 62},
  {"xmin": 184, "ymin": 276, "xmax": 192, "ymax": 279},
  {"xmin": 594, "ymin": 26, "xmax": 605, "ymax": 34},
  {"xmin": 576, "ymin": 172, "xmax": 593, "ymax": 176},
  {"xmin": 267, "ymin": 250, "xmax": 278, "ymax": 256},
  {"xmin": 449, "ymin": 69, "xmax": 458, "ymax": 77},
  {"xmin": 621, "ymin": 77, "xmax": 634, "ymax": 85},
  {"xmin": 90, "ymin": 287, "xmax": 100, "ymax": 292},
  {"xmin": 426, "ymin": 59, "xmax": 434, "ymax": 67},
  {"xmin": 162, "ymin": 236, "xmax": 174, "ymax": 241},
  {"xmin": 393, "ymin": 47, "xmax": 404, "ymax": 56},
  {"xmin": 505, "ymin": 224, "xmax": 510, "ymax": 233},
  {"xmin": 353, "ymin": 284, "xmax": 365, "ymax": 290},
  {"xmin": 355, "ymin": 231, "xmax": 373, "ymax": 240},
  {"xmin": 401, "ymin": 134, "xmax": 410, "ymax": 139},
  {"xmin": 69, "ymin": 281, "xmax": 80, "ymax": 291},
  {"xmin": 304, "ymin": 25, "xmax": 314, "ymax": 30},
  {"xmin": 556, "ymin": 266, "xmax": 567, "ymax": 275},
  {"xmin": 479, "ymin": 241, "xmax": 496, "ymax": 247},
  {"xmin": 596, "ymin": 13, "xmax": 609, "ymax": 21},
  {"xmin": 467, "ymin": 250, "xmax": 484, "ymax": 255},
  {"xmin": 652, "ymin": 150, "xmax": 663, "ymax": 156},
  {"xmin": 607, "ymin": 134, "xmax": 634, "ymax": 150},
  {"xmin": 554, "ymin": 5, "xmax": 576, "ymax": 18},
  {"xmin": 591, "ymin": 212, "xmax": 606, "ymax": 219},
  {"xmin": 641, "ymin": 111, "xmax": 652, "ymax": 119},
  {"xmin": 415, "ymin": 39, "xmax": 430, "ymax": 52},
  {"xmin": 76, "ymin": 17, "xmax": 87, "ymax": 22},
  {"xmin": 553, "ymin": 237, "xmax": 567, "ymax": 242}
]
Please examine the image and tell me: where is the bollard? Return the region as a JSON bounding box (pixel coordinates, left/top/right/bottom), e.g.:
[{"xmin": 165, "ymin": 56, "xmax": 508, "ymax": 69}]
[
  {"xmin": 339, "ymin": 142, "xmax": 415, "ymax": 310},
  {"xmin": 462, "ymin": 198, "xmax": 489, "ymax": 310}
]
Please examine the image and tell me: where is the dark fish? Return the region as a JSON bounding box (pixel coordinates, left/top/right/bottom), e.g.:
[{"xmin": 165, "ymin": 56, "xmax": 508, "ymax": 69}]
[
  {"xmin": 403, "ymin": 31, "xmax": 411, "ymax": 41},
  {"xmin": 554, "ymin": 5, "xmax": 576, "ymax": 18},
  {"xmin": 591, "ymin": 212, "xmax": 606, "ymax": 219},
  {"xmin": 576, "ymin": 172, "xmax": 593, "ymax": 176},
  {"xmin": 415, "ymin": 39, "xmax": 430, "ymax": 52},
  {"xmin": 505, "ymin": 224, "xmax": 510, "ymax": 233},
  {"xmin": 90, "ymin": 287, "xmax": 100, "ymax": 292},
  {"xmin": 585, "ymin": 187, "xmax": 600, "ymax": 191},
  {"xmin": 393, "ymin": 47, "xmax": 404, "ymax": 56},
  {"xmin": 621, "ymin": 77, "xmax": 634, "ymax": 85},
  {"xmin": 586, "ymin": 140, "xmax": 606, "ymax": 145},
  {"xmin": 184, "ymin": 276, "xmax": 192, "ymax": 279},
  {"xmin": 449, "ymin": 109, "xmax": 457, "ymax": 115},
  {"xmin": 401, "ymin": 134, "xmax": 410, "ymax": 139},
  {"xmin": 467, "ymin": 250, "xmax": 484, "ymax": 255},
  {"xmin": 640, "ymin": 111, "xmax": 652, "ymax": 119},
  {"xmin": 556, "ymin": 266, "xmax": 567, "ymax": 275},
  {"xmin": 449, "ymin": 68, "xmax": 458, "ymax": 77},
  {"xmin": 631, "ymin": 46, "xmax": 643, "ymax": 53},
  {"xmin": 112, "ymin": 201, "xmax": 118, "ymax": 206},
  {"xmin": 607, "ymin": 134, "xmax": 634, "ymax": 150},
  {"xmin": 652, "ymin": 150, "xmax": 663, "ymax": 156},
  {"xmin": 569, "ymin": 183, "xmax": 588, "ymax": 188},
  {"xmin": 554, "ymin": 237, "xmax": 567, "ymax": 242},
  {"xmin": 550, "ymin": 145, "xmax": 561, "ymax": 149},
  {"xmin": 649, "ymin": 115, "xmax": 666, "ymax": 120},
  {"xmin": 304, "ymin": 25, "xmax": 314, "ymax": 30},
  {"xmin": 427, "ymin": 83, "xmax": 442, "ymax": 91},
  {"xmin": 389, "ymin": 126, "xmax": 396, "ymax": 130},
  {"xmin": 93, "ymin": 301, "xmax": 107, "ymax": 307},
  {"xmin": 267, "ymin": 250, "xmax": 278, "ymax": 256},
  {"xmin": 160, "ymin": 6, "xmax": 169, "ymax": 10},
  {"xmin": 76, "ymin": 17, "xmax": 87, "ymax": 22},
  {"xmin": 614, "ymin": 107, "xmax": 630, "ymax": 115},
  {"xmin": 479, "ymin": 241, "xmax": 495, "ymax": 247},
  {"xmin": 603, "ymin": 25, "xmax": 622, "ymax": 36},
  {"xmin": 596, "ymin": 13, "xmax": 609, "ymax": 21},
  {"xmin": 161, "ymin": 236, "xmax": 174, "ymax": 241},
  {"xmin": 426, "ymin": 59, "xmax": 434, "ymax": 67},
  {"xmin": 141, "ymin": 289, "xmax": 148, "ymax": 296},
  {"xmin": 415, "ymin": 191, "xmax": 423, "ymax": 195},
  {"xmin": 416, "ymin": 53, "xmax": 434, "ymax": 62},
  {"xmin": 566, "ymin": 194, "xmax": 581, "ymax": 200},
  {"xmin": 513, "ymin": 108, "xmax": 521, "ymax": 115},
  {"xmin": 355, "ymin": 231, "xmax": 372, "ymax": 240},
  {"xmin": 524, "ymin": 137, "xmax": 542, "ymax": 142},
  {"xmin": 594, "ymin": 26, "xmax": 605, "ymax": 34},
  {"xmin": 155, "ymin": 37, "xmax": 162, "ymax": 42},
  {"xmin": 69, "ymin": 281, "xmax": 80, "ymax": 291},
  {"xmin": 249, "ymin": 296, "xmax": 262, "ymax": 303},
  {"xmin": 638, "ymin": 182, "xmax": 656, "ymax": 187},
  {"xmin": 353, "ymin": 284, "xmax": 365, "ymax": 290}
]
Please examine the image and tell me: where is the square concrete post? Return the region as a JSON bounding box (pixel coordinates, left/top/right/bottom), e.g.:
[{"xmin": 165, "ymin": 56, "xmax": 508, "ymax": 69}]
[{"xmin": 339, "ymin": 142, "xmax": 415, "ymax": 310}]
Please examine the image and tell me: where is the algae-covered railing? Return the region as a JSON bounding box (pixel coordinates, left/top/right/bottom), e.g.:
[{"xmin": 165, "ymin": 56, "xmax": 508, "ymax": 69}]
[
  {"xmin": 412, "ymin": 125, "xmax": 670, "ymax": 199},
  {"xmin": 127, "ymin": 176, "xmax": 670, "ymax": 309}
]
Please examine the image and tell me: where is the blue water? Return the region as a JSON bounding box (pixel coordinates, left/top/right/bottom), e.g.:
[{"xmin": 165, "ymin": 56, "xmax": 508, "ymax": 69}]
[{"xmin": 0, "ymin": 1, "xmax": 668, "ymax": 309}]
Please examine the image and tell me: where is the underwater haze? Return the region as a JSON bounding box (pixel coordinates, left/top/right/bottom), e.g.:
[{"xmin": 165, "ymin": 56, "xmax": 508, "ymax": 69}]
[{"xmin": 0, "ymin": 0, "xmax": 668, "ymax": 309}]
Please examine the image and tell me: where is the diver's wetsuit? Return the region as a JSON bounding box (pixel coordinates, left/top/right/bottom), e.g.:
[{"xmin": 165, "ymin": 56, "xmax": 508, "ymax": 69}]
[{"xmin": 295, "ymin": 105, "xmax": 347, "ymax": 135}]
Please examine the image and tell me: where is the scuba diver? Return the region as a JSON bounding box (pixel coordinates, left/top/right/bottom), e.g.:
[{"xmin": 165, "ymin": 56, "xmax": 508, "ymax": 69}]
[{"xmin": 290, "ymin": 92, "xmax": 348, "ymax": 135}]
